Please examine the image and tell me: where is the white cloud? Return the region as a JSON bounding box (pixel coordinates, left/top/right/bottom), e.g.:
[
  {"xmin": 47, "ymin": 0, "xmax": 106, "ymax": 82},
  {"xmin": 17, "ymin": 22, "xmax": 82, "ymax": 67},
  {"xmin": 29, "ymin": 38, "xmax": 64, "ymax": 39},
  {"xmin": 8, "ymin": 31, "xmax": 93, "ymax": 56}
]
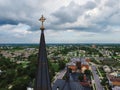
[{"xmin": 0, "ymin": 0, "xmax": 120, "ymax": 43}]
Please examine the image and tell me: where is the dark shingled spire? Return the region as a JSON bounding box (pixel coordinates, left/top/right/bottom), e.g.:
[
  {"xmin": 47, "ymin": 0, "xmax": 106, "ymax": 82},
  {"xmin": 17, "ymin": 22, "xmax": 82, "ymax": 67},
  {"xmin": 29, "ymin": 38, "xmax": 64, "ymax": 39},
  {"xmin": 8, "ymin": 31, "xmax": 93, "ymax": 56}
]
[{"xmin": 34, "ymin": 15, "xmax": 51, "ymax": 90}]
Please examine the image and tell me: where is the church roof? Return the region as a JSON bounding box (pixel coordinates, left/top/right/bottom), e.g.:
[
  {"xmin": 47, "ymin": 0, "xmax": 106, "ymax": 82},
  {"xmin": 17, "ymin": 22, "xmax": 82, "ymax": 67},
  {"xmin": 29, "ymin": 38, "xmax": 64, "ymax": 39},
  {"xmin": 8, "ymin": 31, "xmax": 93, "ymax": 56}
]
[{"xmin": 52, "ymin": 79, "xmax": 91, "ymax": 90}]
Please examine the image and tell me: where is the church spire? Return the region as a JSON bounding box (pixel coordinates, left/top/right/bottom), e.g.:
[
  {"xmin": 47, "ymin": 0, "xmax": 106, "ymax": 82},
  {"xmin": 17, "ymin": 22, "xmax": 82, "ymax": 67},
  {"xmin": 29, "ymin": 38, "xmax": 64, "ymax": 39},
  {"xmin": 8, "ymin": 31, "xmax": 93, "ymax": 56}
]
[{"xmin": 34, "ymin": 15, "xmax": 51, "ymax": 90}]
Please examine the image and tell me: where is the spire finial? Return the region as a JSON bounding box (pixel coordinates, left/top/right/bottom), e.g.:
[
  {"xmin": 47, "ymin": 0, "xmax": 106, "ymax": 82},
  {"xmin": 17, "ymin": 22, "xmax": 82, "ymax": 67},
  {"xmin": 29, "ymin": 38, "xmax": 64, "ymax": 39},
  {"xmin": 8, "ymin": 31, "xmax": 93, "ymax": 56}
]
[{"xmin": 39, "ymin": 15, "xmax": 46, "ymax": 30}]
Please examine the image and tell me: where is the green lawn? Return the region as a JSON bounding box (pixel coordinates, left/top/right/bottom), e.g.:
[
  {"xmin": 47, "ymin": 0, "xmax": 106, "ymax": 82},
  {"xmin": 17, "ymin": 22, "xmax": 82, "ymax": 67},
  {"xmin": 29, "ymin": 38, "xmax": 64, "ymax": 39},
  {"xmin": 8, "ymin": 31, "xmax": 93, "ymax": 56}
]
[{"xmin": 51, "ymin": 63, "xmax": 59, "ymax": 72}]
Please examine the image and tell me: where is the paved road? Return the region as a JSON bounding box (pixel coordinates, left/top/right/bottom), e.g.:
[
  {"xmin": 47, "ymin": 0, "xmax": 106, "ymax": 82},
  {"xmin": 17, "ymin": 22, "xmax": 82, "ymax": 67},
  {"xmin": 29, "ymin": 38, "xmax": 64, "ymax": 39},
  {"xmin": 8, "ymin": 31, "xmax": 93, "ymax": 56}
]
[
  {"xmin": 52, "ymin": 69, "xmax": 66, "ymax": 85},
  {"xmin": 91, "ymin": 65, "xmax": 104, "ymax": 90}
]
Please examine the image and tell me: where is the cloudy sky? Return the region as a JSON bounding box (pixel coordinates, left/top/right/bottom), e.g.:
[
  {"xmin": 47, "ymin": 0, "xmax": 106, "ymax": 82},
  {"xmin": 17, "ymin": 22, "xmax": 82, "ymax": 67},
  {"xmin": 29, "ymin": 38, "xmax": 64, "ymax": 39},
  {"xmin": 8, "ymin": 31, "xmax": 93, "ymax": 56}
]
[{"xmin": 0, "ymin": 0, "xmax": 120, "ymax": 43}]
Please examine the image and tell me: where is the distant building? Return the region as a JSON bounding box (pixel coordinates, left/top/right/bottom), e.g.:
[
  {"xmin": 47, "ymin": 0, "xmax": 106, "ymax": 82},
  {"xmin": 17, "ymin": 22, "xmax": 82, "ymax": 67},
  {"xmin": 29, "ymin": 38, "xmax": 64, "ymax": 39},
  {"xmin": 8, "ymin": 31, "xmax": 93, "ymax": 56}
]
[
  {"xmin": 67, "ymin": 62, "xmax": 77, "ymax": 72},
  {"xmin": 68, "ymin": 65, "xmax": 77, "ymax": 72},
  {"xmin": 70, "ymin": 58, "xmax": 90, "ymax": 73},
  {"xmin": 81, "ymin": 66, "xmax": 89, "ymax": 73},
  {"xmin": 81, "ymin": 59, "xmax": 89, "ymax": 73},
  {"xmin": 109, "ymin": 72, "xmax": 120, "ymax": 77},
  {"xmin": 112, "ymin": 86, "xmax": 120, "ymax": 90},
  {"xmin": 27, "ymin": 87, "xmax": 33, "ymax": 90},
  {"xmin": 86, "ymin": 58, "xmax": 90, "ymax": 62},
  {"xmin": 107, "ymin": 73, "xmax": 120, "ymax": 87},
  {"xmin": 92, "ymin": 45, "xmax": 96, "ymax": 48},
  {"xmin": 103, "ymin": 65, "xmax": 111, "ymax": 73}
]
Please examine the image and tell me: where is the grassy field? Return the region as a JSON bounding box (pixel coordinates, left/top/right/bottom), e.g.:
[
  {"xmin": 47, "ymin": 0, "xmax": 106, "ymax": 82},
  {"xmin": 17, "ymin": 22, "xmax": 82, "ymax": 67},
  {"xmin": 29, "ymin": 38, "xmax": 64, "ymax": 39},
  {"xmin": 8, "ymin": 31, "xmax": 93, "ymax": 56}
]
[{"xmin": 51, "ymin": 63, "xmax": 59, "ymax": 72}]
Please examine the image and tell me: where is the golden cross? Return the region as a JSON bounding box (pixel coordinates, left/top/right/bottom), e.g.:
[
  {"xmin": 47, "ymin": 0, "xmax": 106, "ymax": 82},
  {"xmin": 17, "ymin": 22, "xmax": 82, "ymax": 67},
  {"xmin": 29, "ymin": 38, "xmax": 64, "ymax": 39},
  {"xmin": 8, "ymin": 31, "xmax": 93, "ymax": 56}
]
[{"xmin": 39, "ymin": 15, "xmax": 46, "ymax": 27}]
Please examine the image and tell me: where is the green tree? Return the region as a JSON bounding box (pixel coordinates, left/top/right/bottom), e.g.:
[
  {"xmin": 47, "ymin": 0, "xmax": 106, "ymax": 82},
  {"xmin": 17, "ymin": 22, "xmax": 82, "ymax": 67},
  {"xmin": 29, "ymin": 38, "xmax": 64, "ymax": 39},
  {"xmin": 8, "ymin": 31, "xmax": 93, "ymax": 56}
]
[
  {"xmin": 78, "ymin": 74, "xmax": 84, "ymax": 81},
  {"xmin": 58, "ymin": 60, "xmax": 66, "ymax": 70},
  {"xmin": 84, "ymin": 70, "xmax": 91, "ymax": 76},
  {"xmin": 101, "ymin": 78, "xmax": 108, "ymax": 86}
]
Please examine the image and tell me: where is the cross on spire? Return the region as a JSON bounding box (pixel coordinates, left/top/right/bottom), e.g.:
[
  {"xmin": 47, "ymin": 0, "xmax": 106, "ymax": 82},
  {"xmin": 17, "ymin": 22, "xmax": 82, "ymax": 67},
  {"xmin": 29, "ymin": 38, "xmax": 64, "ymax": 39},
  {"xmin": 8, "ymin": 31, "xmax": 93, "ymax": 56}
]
[{"xmin": 39, "ymin": 15, "xmax": 46, "ymax": 30}]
